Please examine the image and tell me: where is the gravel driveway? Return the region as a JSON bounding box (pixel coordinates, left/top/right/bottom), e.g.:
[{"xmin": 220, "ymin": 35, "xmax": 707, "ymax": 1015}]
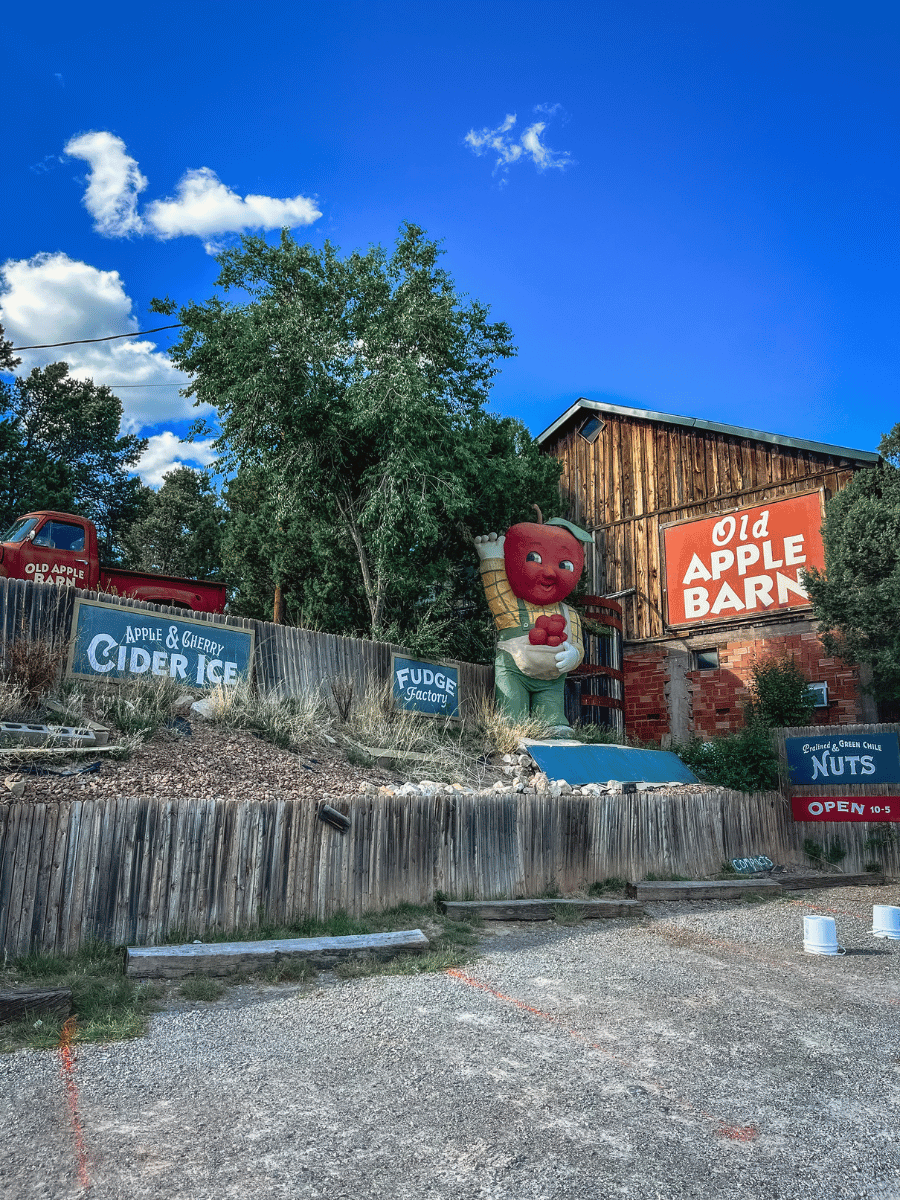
[{"xmin": 3, "ymin": 887, "xmax": 900, "ymax": 1200}]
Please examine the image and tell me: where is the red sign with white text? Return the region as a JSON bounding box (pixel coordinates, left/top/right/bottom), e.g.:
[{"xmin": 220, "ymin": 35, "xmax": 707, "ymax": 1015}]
[
  {"xmin": 791, "ymin": 796, "xmax": 900, "ymax": 822},
  {"xmin": 663, "ymin": 491, "xmax": 826, "ymax": 628}
]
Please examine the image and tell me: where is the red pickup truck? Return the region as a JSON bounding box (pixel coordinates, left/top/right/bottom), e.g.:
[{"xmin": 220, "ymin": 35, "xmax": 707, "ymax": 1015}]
[{"xmin": 0, "ymin": 510, "xmax": 227, "ymax": 613}]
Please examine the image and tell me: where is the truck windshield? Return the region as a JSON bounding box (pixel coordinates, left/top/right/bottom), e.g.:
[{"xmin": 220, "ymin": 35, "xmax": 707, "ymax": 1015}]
[{"xmin": 1, "ymin": 518, "xmax": 38, "ymax": 543}]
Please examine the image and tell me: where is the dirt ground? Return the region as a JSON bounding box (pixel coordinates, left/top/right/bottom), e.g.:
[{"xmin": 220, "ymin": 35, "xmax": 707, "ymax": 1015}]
[
  {"xmin": 2, "ymin": 886, "xmax": 900, "ymax": 1200},
  {"xmin": 2, "ymin": 719, "xmax": 404, "ymax": 806}
]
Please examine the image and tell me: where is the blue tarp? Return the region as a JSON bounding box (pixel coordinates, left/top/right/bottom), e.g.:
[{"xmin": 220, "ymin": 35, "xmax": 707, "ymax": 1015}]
[{"xmin": 527, "ymin": 743, "xmax": 698, "ymax": 787}]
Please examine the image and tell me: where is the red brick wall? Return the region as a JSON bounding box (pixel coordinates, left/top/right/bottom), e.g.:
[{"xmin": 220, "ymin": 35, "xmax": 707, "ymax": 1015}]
[
  {"xmin": 687, "ymin": 631, "xmax": 862, "ymax": 737},
  {"xmin": 623, "ymin": 648, "xmax": 669, "ymax": 742},
  {"xmin": 624, "ymin": 630, "xmax": 864, "ymax": 740}
]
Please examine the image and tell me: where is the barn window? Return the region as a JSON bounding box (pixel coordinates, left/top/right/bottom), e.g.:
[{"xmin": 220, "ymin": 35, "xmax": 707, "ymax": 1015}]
[
  {"xmin": 577, "ymin": 415, "xmax": 604, "ymax": 443},
  {"xmin": 693, "ymin": 648, "xmax": 720, "ymax": 671}
]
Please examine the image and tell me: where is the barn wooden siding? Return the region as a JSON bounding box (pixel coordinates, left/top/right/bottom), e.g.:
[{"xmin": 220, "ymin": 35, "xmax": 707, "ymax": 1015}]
[
  {"xmin": 1, "ymin": 787, "xmax": 896, "ymax": 957},
  {"xmin": 0, "ymin": 577, "xmax": 492, "ymax": 717},
  {"xmin": 546, "ymin": 410, "xmax": 862, "ymax": 642}
]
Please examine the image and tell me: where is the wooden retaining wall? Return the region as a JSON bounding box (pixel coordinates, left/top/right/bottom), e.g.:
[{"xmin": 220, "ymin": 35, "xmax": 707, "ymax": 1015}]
[
  {"xmin": 0, "ymin": 577, "xmax": 493, "ymax": 717},
  {"xmin": 2, "ymin": 789, "xmax": 897, "ymax": 957}
]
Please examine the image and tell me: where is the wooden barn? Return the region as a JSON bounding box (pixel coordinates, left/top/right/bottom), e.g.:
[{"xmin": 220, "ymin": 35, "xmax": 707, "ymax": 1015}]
[{"xmin": 537, "ymin": 398, "xmax": 880, "ymax": 742}]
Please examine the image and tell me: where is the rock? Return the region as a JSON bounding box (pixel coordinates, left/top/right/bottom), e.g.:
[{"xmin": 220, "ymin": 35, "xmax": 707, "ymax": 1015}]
[
  {"xmin": 532, "ymin": 771, "xmax": 550, "ymax": 792},
  {"xmin": 173, "ymin": 694, "xmax": 196, "ymax": 716},
  {"xmin": 502, "ymin": 753, "xmax": 515, "ymax": 764},
  {"xmin": 517, "ymin": 753, "xmax": 532, "ymax": 767},
  {"xmin": 378, "ymin": 786, "xmax": 395, "ymax": 796},
  {"xmin": 397, "ymin": 783, "xmax": 420, "ymax": 796},
  {"xmin": 190, "ymin": 699, "xmax": 218, "ymax": 720},
  {"xmin": 4, "ymin": 774, "xmax": 25, "ymax": 797},
  {"xmin": 490, "ymin": 780, "xmax": 507, "ymax": 793}
]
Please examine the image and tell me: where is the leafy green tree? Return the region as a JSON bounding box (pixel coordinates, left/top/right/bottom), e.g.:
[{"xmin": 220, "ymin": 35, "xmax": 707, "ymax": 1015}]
[
  {"xmin": 804, "ymin": 436, "xmax": 900, "ymax": 703},
  {"xmin": 0, "ymin": 323, "xmax": 18, "ymax": 375},
  {"xmin": 124, "ymin": 466, "xmax": 224, "ymax": 579},
  {"xmin": 0, "ymin": 358, "xmax": 148, "ymax": 560},
  {"xmin": 745, "ymin": 656, "xmax": 816, "ymax": 728},
  {"xmin": 158, "ymin": 224, "xmax": 562, "ymax": 657}
]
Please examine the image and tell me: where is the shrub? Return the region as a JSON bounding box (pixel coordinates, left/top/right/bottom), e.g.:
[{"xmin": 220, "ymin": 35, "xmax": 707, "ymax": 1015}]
[
  {"xmin": 675, "ymin": 721, "xmax": 780, "ymax": 792},
  {"xmin": 745, "ymin": 655, "xmax": 816, "ymax": 728},
  {"xmin": 0, "ymin": 631, "xmax": 67, "ymax": 707}
]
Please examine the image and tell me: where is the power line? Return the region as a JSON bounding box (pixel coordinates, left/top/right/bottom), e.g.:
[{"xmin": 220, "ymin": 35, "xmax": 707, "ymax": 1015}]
[{"xmin": 10, "ymin": 324, "xmax": 183, "ymax": 351}]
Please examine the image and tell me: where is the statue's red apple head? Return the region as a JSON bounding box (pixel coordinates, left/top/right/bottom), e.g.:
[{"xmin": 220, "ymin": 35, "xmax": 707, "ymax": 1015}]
[{"xmin": 504, "ymin": 515, "xmax": 593, "ymax": 606}]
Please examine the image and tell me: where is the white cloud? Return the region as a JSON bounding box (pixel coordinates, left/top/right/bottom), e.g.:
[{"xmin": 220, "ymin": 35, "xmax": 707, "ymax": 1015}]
[
  {"xmin": 63, "ymin": 130, "xmax": 321, "ymax": 251},
  {"xmin": 464, "ymin": 110, "xmax": 573, "ymax": 178},
  {"xmin": 464, "ymin": 113, "xmax": 524, "ymax": 167},
  {"xmin": 0, "ymin": 252, "xmax": 205, "ymax": 434},
  {"xmin": 145, "ymin": 167, "xmax": 321, "ymax": 251},
  {"xmin": 65, "ymin": 131, "xmax": 147, "ymax": 237},
  {"xmin": 135, "ymin": 432, "xmax": 218, "ymax": 488}
]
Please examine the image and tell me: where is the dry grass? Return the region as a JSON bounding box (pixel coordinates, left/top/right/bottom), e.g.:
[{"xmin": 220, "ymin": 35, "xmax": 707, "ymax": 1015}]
[
  {"xmin": 0, "ymin": 680, "xmax": 30, "ymax": 722},
  {"xmin": 192, "ymin": 680, "xmax": 554, "ymax": 790},
  {"xmin": 0, "ymin": 631, "xmax": 67, "ymax": 708}
]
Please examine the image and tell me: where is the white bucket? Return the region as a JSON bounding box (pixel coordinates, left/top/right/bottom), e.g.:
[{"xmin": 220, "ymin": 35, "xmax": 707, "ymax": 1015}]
[
  {"xmin": 803, "ymin": 915, "xmax": 844, "ymax": 955},
  {"xmin": 871, "ymin": 905, "xmax": 900, "ymax": 939}
]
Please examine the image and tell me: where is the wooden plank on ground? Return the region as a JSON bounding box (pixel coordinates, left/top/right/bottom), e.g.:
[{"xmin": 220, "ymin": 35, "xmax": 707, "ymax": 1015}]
[
  {"xmin": 777, "ymin": 873, "xmax": 885, "ymax": 891},
  {"xmin": 0, "ymin": 988, "xmax": 72, "ymax": 1024},
  {"xmin": 126, "ymin": 928, "xmax": 430, "ymax": 978},
  {"xmin": 633, "ymin": 879, "xmax": 782, "ymax": 901},
  {"xmin": 441, "ymin": 898, "xmax": 645, "ymax": 921}
]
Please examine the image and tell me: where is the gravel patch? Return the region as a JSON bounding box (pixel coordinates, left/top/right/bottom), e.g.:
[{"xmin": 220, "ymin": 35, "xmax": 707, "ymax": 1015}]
[{"xmin": 2, "ymin": 887, "xmax": 899, "ymax": 1199}]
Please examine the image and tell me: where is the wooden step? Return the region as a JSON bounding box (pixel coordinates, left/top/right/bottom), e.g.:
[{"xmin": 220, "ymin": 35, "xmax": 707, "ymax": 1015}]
[
  {"xmin": 0, "ymin": 987, "xmax": 72, "ymax": 1025},
  {"xmin": 777, "ymin": 873, "xmax": 885, "ymax": 891},
  {"xmin": 126, "ymin": 929, "xmax": 430, "ymax": 979},
  {"xmin": 633, "ymin": 879, "xmax": 782, "ymax": 901},
  {"xmin": 441, "ymin": 898, "xmax": 644, "ymax": 921}
]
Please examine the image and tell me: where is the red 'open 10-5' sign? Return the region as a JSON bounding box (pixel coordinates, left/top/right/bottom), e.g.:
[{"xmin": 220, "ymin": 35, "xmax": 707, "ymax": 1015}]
[{"xmin": 662, "ymin": 491, "xmax": 826, "ymax": 628}]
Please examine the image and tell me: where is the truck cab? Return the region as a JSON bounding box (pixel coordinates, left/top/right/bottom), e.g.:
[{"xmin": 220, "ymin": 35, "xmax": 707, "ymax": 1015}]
[{"xmin": 0, "ymin": 511, "xmax": 96, "ymax": 588}]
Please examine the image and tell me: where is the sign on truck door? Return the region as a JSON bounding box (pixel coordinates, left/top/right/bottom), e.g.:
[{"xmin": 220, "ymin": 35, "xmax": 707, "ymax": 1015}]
[{"xmin": 17, "ymin": 518, "xmax": 90, "ymax": 587}]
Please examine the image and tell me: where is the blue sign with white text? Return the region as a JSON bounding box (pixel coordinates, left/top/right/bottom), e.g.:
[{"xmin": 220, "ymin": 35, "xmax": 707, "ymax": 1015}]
[
  {"xmin": 785, "ymin": 733, "xmax": 900, "ymax": 785},
  {"xmin": 68, "ymin": 599, "xmax": 254, "ymax": 687},
  {"xmin": 392, "ymin": 655, "xmax": 459, "ymax": 718}
]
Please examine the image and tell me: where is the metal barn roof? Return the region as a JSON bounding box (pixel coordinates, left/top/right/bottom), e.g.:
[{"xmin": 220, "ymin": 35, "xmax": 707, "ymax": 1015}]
[{"xmin": 536, "ymin": 398, "xmax": 880, "ymax": 465}]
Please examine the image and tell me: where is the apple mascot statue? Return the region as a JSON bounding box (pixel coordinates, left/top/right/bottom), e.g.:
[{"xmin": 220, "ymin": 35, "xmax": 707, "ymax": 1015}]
[{"xmin": 475, "ymin": 506, "xmax": 594, "ymax": 732}]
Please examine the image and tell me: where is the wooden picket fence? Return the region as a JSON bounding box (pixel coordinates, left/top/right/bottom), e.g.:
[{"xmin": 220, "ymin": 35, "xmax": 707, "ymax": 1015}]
[
  {"xmin": 0, "ymin": 576, "xmax": 493, "ymax": 716},
  {"xmin": 2, "ymin": 787, "xmax": 898, "ymax": 957}
]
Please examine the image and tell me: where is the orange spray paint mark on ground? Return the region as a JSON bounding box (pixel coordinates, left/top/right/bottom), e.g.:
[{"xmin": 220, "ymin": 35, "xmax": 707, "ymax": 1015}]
[
  {"xmin": 58, "ymin": 1016, "xmax": 91, "ymax": 1191},
  {"xmin": 717, "ymin": 1124, "xmax": 760, "ymax": 1141},
  {"xmin": 446, "ymin": 968, "xmax": 759, "ymax": 1141},
  {"xmin": 786, "ymin": 898, "xmax": 868, "ymax": 922}
]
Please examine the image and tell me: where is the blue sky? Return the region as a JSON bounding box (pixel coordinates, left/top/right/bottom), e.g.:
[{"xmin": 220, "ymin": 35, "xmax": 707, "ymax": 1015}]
[{"xmin": 2, "ymin": 1, "xmax": 898, "ymax": 485}]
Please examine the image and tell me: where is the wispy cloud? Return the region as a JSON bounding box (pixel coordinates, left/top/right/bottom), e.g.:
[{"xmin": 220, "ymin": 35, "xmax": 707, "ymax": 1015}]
[
  {"xmin": 64, "ymin": 131, "xmax": 321, "ymax": 252},
  {"xmin": 464, "ymin": 108, "xmax": 573, "ymax": 179}
]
